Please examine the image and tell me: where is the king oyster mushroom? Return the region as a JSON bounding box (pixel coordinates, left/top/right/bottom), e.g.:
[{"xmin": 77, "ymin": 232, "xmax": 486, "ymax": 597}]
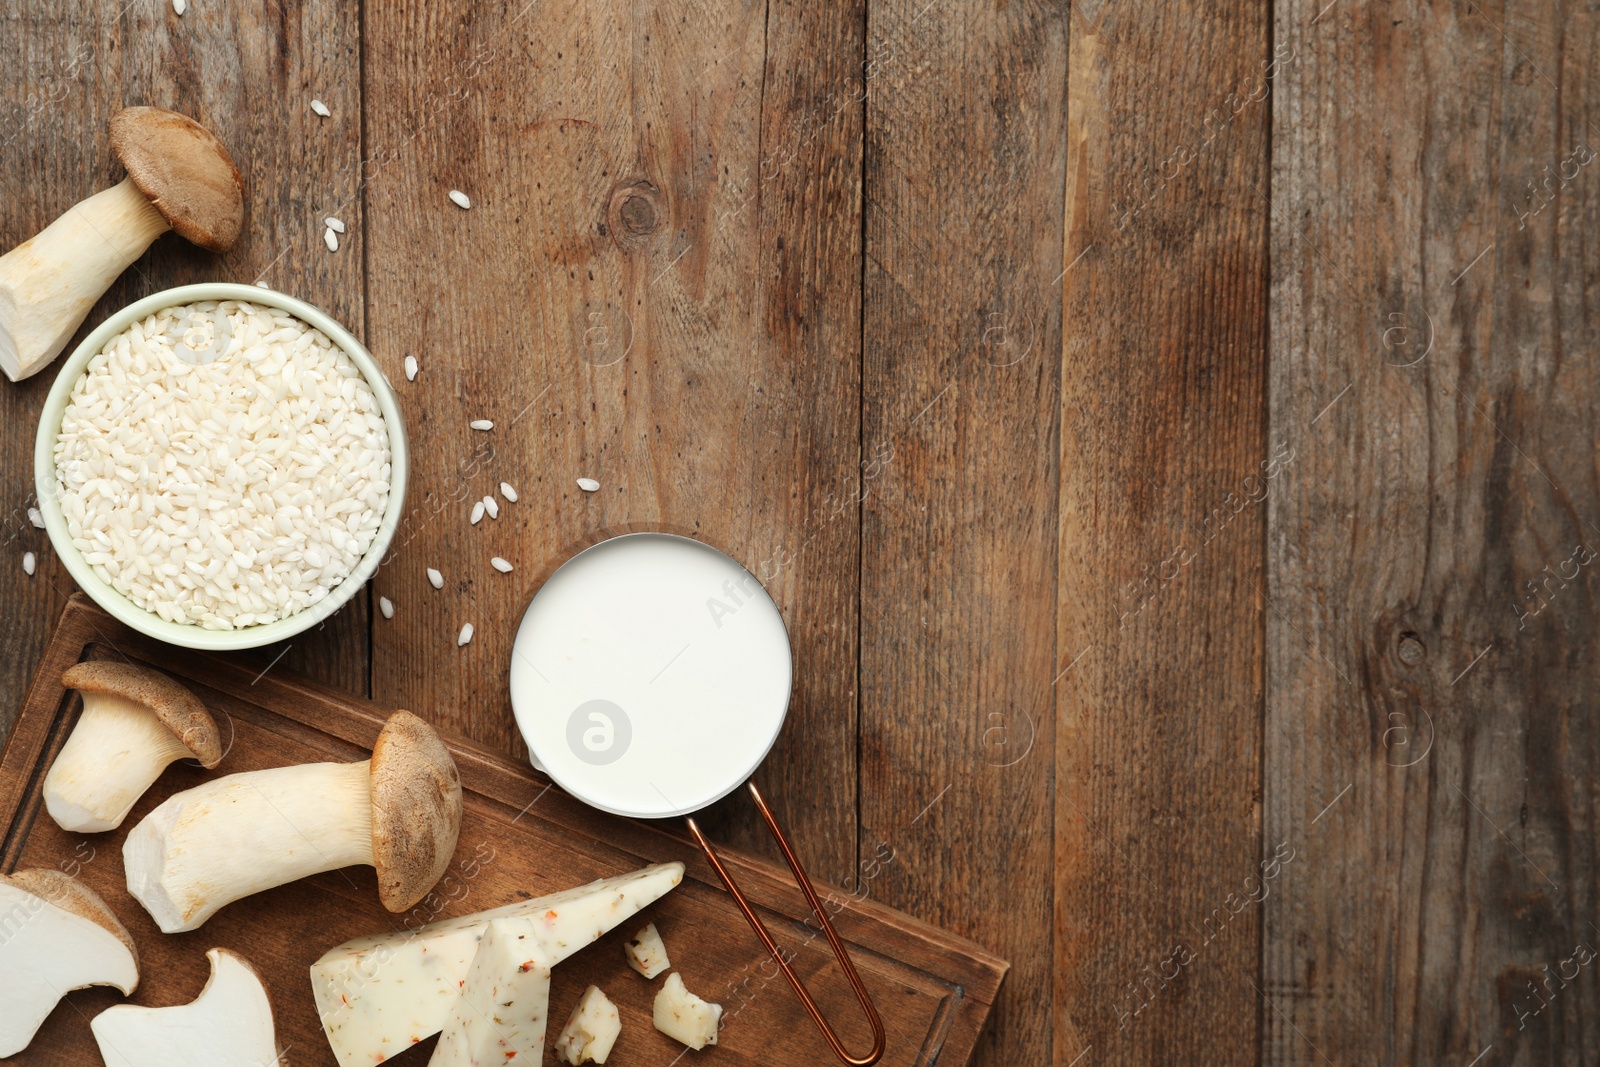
[
  {"xmin": 0, "ymin": 105, "xmax": 244, "ymax": 381},
  {"xmin": 123, "ymin": 710, "xmax": 462, "ymax": 933},
  {"xmin": 44, "ymin": 661, "xmax": 223, "ymax": 833},
  {"xmin": 91, "ymin": 947, "xmax": 280, "ymax": 1067},
  {"xmin": 0, "ymin": 868, "xmax": 140, "ymax": 1057}
]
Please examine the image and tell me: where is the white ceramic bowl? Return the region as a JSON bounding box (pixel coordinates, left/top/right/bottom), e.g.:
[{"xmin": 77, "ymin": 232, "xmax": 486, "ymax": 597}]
[{"xmin": 34, "ymin": 283, "xmax": 408, "ymax": 651}]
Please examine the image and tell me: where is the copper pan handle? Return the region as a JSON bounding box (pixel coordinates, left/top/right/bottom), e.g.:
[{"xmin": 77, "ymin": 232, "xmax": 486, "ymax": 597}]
[{"xmin": 686, "ymin": 782, "xmax": 886, "ymax": 1066}]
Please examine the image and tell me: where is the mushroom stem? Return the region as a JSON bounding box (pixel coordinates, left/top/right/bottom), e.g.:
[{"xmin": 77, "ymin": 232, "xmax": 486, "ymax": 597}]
[
  {"xmin": 43, "ymin": 691, "xmax": 200, "ymax": 832},
  {"xmin": 124, "ymin": 760, "xmax": 374, "ymax": 933},
  {"xmin": 0, "ymin": 178, "xmax": 170, "ymax": 380}
]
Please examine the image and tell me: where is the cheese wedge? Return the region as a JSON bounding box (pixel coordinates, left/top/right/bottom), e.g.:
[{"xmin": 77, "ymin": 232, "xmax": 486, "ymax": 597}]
[
  {"xmin": 429, "ymin": 919, "xmax": 552, "ymax": 1066},
  {"xmin": 312, "ymin": 862, "xmax": 683, "ymax": 1067}
]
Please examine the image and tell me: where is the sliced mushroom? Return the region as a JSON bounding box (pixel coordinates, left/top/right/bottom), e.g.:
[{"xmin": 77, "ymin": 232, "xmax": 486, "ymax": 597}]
[
  {"xmin": 91, "ymin": 947, "xmax": 280, "ymax": 1067},
  {"xmin": 44, "ymin": 662, "xmax": 222, "ymax": 833},
  {"xmin": 0, "ymin": 868, "xmax": 139, "ymax": 1057},
  {"xmin": 0, "ymin": 106, "xmax": 244, "ymax": 381},
  {"xmin": 123, "ymin": 710, "xmax": 462, "ymax": 933}
]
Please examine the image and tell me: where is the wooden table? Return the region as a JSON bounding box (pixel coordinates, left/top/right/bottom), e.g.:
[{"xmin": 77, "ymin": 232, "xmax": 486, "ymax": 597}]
[{"xmin": 2, "ymin": 2, "xmax": 1595, "ymax": 1064}]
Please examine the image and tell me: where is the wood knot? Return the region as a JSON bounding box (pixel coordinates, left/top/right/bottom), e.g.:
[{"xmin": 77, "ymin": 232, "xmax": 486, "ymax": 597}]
[
  {"xmin": 607, "ymin": 181, "xmax": 662, "ymax": 250},
  {"xmin": 1397, "ymin": 631, "xmax": 1426, "ymax": 666},
  {"xmin": 620, "ymin": 195, "xmax": 656, "ymax": 234}
]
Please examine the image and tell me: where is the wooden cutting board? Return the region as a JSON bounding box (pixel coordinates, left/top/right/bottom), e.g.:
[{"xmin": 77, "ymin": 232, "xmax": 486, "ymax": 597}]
[{"xmin": 0, "ymin": 596, "xmax": 1005, "ymax": 1066}]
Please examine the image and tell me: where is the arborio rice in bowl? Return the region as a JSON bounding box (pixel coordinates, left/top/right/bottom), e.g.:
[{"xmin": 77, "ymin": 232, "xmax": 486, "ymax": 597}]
[{"xmin": 35, "ymin": 284, "xmax": 407, "ymax": 651}]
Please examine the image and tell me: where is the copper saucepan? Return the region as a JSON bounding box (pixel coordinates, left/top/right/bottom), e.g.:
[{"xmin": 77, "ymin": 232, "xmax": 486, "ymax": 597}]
[{"xmin": 510, "ymin": 530, "xmax": 885, "ymax": 1065}]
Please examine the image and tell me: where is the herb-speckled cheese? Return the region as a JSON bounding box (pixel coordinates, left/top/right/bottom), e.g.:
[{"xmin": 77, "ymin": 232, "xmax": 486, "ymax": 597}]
[
  {"xmin": 311, "ymin": 862, "xmax": 684, "ymax": 1067},
  {"xmin": 554, "ymin": 985, "xmax": 621, "ymax": 1065},
  {"xmin": 429, "ymin": 919, "xmax": 552, "ymax": 1066},
  {"xmin": 623, "ymin": 922, "xmax": 672, "ymax": 980}
]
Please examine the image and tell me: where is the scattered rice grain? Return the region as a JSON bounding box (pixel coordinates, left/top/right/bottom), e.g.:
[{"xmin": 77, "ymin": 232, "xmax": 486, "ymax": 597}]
[
  {"xmin": 404, "ymin": 355, "xmax": 418, "ymax": 381},
  {"xmin": 27, "ymin": 507, "xmax": 43, "ymax": 529},
  {"xmin": 311, "ymin": 99, "xmax": 331, "ymax": 117},
  {"xmin": 490, "ymin": 556, "xmax": 513, "ymax": 573},
  {"xmin": 469, "ymin": 419, "xmax": 493, "ymax": 431},
  {"xmin": 427, "ymin": 567, "xmax": 444, "ymax": 589},
  {"xmin": 499, "ymin": 482, "xmax": 518, "ymax": 502},
  {"xmin": 470, "ymin": 501, "xmax": 484, "ymax": 525},
  {"xmin": 577, "ymin": 477, "xmax": 600, "ymax": 492},
  {"xmin": 172, "ymin": 0, "xmax": 186, "ymax": 15},
  {"xmin": 448, "ymin": 190, "xmax": 472, "ymax": 210},
  {"xmin": 325, "ymin": 216, "xmax": 346, "ymax": 234},
  {"xmin": 379, "ymin": 595, "xmax": 394, "ymax": 619},
  {"xmin": 457, "ymin": 622, "xmax": 474, "ymax": 646},
  {"xmin": 482, "ymin": 495, "xmax": 499, "ymax": 519},
  {"xmin": 22, "ymin": 552, "xmax": 35, "ymax": 576},
  {"xmin": 323, "ymin": 227, "xmax": 339, "ymax": 252}
]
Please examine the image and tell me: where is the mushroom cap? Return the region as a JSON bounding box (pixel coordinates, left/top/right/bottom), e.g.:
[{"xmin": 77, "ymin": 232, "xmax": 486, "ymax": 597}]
[
  {"xmin": 109, "ymin": 106, "xmax": 244, "ymax": 253},
  {"xmin": 368, "ymin": 711, "xmax": 463, "ymax": 913},
  {"xmin": 1, "ymin": 868, "xmax": 140, "ymax": 969},
  {"xmin": 62, "ymin": 661, "xmax": 224, "ymax": 769}
]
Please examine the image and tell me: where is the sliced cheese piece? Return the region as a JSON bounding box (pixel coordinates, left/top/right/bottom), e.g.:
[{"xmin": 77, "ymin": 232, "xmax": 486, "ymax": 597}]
[
  {"xmin": 312, "ymin": 862, "xmax": 683, "ymax": 1067},
  {"xmin": 0, "ymin": 869, "xmax": 139, "ymax": 1057},
  {"xmin": 554, "ymin": 985, "xmax": 620, "ymax": 1065},
  {"xmin": 623, "ymin": 921, "xmax": 671, "ymax": 979},
  {"xmin": 654, "ymin": 972, "xmax": 721, "ymax": 1051},
  {"xmin": 92, "ymin": 948, "xmax": 278, "ymax": 1067},
  {"xmin": 430, "ymin": 919, "xmax": 552, "ymax": 1066}
]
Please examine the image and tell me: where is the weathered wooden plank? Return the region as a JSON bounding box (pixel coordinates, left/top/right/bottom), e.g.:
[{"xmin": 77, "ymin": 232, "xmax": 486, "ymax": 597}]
[
  {"xmin": 0, "ymin": 6, "xmax": 104, "ymax": 738},
  {"xmin": 361, "ymin": 0, "xmax": 863, "ymax": 876},
  {"xmin": 1055, "ymin": 2, "xmax": 1270, "ymax": 1064},
  {"xmin": 860, "ymin": 0, "xmax": 1066, "ymax": 1064},
  {"xmin": 730, "ymin": 0, "xmax": 865, "ymax": 874},
  {"xmin": 1266, "ymin": 0, "xmax": 1600, "ymax": 1062},
  {"xmin": 0, "ymin": 0, "xmax": 370, "ymax": 732}
]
